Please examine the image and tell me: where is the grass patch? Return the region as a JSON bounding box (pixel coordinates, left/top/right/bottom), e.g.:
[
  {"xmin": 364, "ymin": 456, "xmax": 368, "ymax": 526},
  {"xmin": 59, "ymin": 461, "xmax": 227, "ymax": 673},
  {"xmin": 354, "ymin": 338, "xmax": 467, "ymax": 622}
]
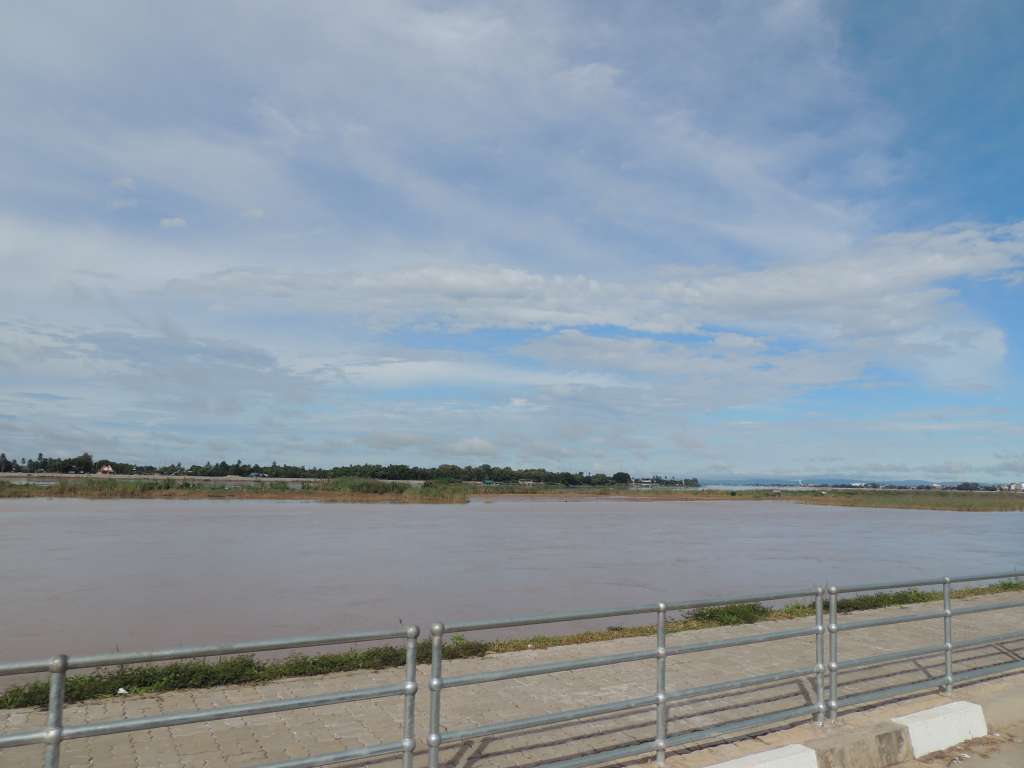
[
  {"xmin": 0, "ymin": 478, "xmax": 470, "ymax": 504},
  {"xmin": 835, "ymin": 588, "xmax": 937, "ymax": 612},
  {"xmin": 5, "ymin": 480, "xmax": 1023, "ymax": 510},
  {"xmin": 0, "ymin": 637, "xmax": 488, "ymax": 709},
  {"xmin": 690, "ymin": 602, "xmax": 773, "ymax": 625},
  {"xmin": 473, "ymin": 485, "xmax": 1024, "ymax": 511},
  {"xmin": 791, "ymin": 489, "xmax": 1024, "ymax": 512}
]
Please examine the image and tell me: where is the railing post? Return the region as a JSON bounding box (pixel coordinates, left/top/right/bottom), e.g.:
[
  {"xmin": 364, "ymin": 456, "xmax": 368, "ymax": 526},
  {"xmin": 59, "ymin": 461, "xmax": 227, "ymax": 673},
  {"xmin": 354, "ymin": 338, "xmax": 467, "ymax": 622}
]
[
  {"xmin": 403, "ymin": 626, "xmax": 420, "ymax": 768},
  {"xmin": 943, "ymin": 578, "xmax": 953, "ymax": 695},
  {"xmin": 827, "ymin": 586, "xmax": 838, "ymax": 722},
  {"xmin": 814, "ymin": 587, "xmax": 825, "ymax": 726},
  {"xmin": 44, "ymin": 654, "xmax": 67, "ymax": 768},
  {"xmin": 428, "ymin": 623, "xmax": 444, "ymax": 768},
  {"xmin": 655, "ymin": 603, "xmax": 667, "ymax": 766}
]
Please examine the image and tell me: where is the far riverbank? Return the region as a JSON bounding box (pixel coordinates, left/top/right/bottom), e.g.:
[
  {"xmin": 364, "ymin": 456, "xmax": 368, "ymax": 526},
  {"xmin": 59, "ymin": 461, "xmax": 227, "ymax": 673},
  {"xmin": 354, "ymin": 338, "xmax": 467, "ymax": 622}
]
[
  {"xmin": 476, "ymin": 486, "xmax": 1024, "ymax": 511},
  {"xmin": 3, "ymin": 475, "xmax": 1024, "ymax": 511}
]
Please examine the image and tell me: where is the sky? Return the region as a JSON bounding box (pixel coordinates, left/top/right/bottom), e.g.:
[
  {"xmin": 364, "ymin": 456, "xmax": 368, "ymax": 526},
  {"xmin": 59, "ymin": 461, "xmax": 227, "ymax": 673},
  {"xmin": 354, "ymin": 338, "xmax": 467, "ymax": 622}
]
[{"xmin": 2, "ymin": 1, "xmax": 1023, "ymax": 481}]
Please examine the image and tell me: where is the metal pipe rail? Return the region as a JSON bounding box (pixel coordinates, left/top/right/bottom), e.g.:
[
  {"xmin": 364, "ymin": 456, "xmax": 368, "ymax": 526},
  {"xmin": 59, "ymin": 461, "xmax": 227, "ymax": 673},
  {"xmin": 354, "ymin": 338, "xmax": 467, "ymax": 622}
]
[
  {"xmin": 427, "ymin": 587, "xmax": 824, "ymax": 768},
  {"xmin": 0, "ymin": 626, "xmax": 421, "ymax": 768},
  {"xmin": 1, "ymin": 571, "xmax": 1021, "ymax": 768},
  {"xmin": 827, "ymin": 571, "xmax": 1024, "ymax": 721}
]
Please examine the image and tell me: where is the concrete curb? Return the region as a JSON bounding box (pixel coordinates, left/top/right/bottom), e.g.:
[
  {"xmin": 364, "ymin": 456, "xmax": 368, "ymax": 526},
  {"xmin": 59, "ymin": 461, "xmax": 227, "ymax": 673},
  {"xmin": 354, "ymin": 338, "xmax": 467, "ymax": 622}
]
[
  {"xmin": 892, "ymin": 702, "xmax": 987, "ymax": 758},
  {"xmin": 805, "ymin": 721, "xmax": 912, "ymax": 768},
  {"xmin": 700, "ymin": 698, "xmax": 1004, "ymax": 768}
]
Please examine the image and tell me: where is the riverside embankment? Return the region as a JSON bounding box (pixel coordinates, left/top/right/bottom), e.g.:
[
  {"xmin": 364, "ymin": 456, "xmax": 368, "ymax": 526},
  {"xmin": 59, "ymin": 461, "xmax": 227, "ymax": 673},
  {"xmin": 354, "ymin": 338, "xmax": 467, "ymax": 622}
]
[
  {"xmin": 2, "ymin": 593, "xmax": 1022, "ymax": 768},
  {"xmin": 5, "ymin": 475, "xmax": 1024, "ymax": 511},
  {"xmin": 3, "ymin": 579, "xmax": 1021, "ymax": 708}
]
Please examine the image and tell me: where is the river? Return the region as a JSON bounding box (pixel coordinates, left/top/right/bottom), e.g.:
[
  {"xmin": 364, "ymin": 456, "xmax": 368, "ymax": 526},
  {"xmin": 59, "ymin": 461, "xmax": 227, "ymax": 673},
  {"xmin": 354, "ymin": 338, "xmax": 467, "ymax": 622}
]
[{"xmin": 1, "ymin": 497, "xmax": 1022, "ymax": 661}]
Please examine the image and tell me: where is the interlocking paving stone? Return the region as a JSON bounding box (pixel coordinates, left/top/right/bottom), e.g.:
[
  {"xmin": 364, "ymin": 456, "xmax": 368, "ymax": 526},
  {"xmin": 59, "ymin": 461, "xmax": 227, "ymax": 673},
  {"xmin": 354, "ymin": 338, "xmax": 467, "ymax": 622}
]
[{"xmin": 1, "ymin": 594, "xmax": 1021, "ymax": 768}]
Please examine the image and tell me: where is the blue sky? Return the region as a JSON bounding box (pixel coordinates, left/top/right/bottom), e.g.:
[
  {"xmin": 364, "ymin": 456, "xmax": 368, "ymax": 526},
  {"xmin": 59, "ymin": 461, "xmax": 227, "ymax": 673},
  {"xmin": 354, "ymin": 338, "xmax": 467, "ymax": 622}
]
[{"xmin": 2, "ymin": 1, "xmax": 1023, "ymax": 480}]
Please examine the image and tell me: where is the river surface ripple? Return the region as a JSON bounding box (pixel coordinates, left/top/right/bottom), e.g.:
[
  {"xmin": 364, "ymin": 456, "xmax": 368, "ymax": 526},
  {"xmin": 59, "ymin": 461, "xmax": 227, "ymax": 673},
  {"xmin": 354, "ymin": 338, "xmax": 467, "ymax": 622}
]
[{"xmin": 1, "ymin": 497, "xmax": 1022, "ymax": 660}]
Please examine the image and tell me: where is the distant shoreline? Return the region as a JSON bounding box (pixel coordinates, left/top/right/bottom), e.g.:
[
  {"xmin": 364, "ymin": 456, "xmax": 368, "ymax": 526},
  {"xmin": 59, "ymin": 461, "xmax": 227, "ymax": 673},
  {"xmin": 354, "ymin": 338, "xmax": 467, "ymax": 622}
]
[
  {"xmin": 2, "ymin": 475, "xmax": 1024, "ymax": 511},
  {"xmin": 474, "ymin": 488, "xmax": 1024, "ymax": 511},
  {"xmin": 0, "ymin": 475, "xmax": 469, "ymax": 504}
]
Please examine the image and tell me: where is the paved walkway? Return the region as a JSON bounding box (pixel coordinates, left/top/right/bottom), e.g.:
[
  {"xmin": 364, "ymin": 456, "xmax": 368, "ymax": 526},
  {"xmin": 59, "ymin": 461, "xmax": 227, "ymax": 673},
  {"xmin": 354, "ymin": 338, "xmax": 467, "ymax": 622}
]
[{"xmin": 1, "ymin": 594, "xmax": 1022, "ymax": 768}]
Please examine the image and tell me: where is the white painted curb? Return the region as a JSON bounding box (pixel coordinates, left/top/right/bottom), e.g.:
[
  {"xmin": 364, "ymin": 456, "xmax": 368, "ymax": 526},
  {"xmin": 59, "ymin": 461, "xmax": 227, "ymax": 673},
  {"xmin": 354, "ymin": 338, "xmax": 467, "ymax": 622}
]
[
  {"xmin": 893, "ymin": 701, "xmax": 988, "ymax": 758},
  {"xmin": 701, "ymin": 744, "xmax": 818, "ymax": 768}
]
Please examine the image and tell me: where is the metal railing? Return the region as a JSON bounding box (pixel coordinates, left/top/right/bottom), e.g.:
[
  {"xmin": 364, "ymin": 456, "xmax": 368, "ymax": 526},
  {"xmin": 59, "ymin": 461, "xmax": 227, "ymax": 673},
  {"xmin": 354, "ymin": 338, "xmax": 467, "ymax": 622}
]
[
  {"xmin": 0, "ymin": 626, "xmax": 421, "ymax": 768},
  {"xmin": 0, "ymin": 571, "xmax": 1021, "ymax": 768},
  {"xmin": 827, "ymin": 570, "xmax": 1024, "ymax": 720},
  {"xmin": 427, "ymin": 587, "xmax": 825, "ymax": 768}
]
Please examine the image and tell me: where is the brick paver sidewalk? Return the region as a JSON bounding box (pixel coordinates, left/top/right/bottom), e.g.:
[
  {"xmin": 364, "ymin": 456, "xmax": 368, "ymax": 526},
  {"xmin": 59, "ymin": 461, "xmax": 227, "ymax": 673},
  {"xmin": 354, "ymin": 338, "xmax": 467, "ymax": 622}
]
[{"xmin": 2, "ymin": 594, "xmax": 1022, "ymax": 768}]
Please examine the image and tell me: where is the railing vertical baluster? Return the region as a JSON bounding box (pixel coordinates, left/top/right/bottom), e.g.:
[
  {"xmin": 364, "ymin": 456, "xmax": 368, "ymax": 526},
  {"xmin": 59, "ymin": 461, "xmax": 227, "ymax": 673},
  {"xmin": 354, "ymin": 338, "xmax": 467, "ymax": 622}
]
[
  {"xmin": 828, "ymin": 586, "xmax": 838, "ymax": 722},
  {"xmin": 814, "ymin": 587, "xmax": 825, "ymax": 726},
  {"xmin": 402, "ymin": 626, "xmax": 420, "ymax": 768},
  {"xmin": 428, "ymin": 623, "xmax": 444, "ymax": 768},
  {"xmin": 943, "ymin": 578, "xmax": 953, "ymax": 695},
  {"xmin": 44, "ymin": 654, "xmax": 67, "ymax": 768},
  {"xmin": 5, "ymin": 575, "xmax": 1016, "ymax": 768},
  {"xmin": 655, "ymin": 603, "xmax": 667, "ymax": 766}
]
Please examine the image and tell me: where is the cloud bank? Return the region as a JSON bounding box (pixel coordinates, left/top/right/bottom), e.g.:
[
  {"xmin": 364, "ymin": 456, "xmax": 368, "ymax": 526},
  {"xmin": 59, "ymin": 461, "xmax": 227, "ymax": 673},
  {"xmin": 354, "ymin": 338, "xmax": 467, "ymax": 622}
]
[{"xmin": 1, "ymin": 2, "xmax": 1023, "ymax": 479}]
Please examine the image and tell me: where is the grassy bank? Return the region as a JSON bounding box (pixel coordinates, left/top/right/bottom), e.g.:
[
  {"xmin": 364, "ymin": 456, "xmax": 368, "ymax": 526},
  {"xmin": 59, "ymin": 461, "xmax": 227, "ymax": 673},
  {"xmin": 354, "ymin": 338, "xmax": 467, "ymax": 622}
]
[
  {"xmin": 475, "ymin": 485, "xmax": 1024, "ymax": 511},
  {"xmin": 0, "ymin": 477, "xmax": 470, "ymax": 504},
  {"xmin": 5, "ymin": 478, "xmax": 1023, "ymax": 510},
  {"xmin": 3, "ymin": 579, "xmax": 1020, "ymax": 710},
  {"xmin": 790, "ymin": 489, "xmax": 1024, "ymax": 512}
]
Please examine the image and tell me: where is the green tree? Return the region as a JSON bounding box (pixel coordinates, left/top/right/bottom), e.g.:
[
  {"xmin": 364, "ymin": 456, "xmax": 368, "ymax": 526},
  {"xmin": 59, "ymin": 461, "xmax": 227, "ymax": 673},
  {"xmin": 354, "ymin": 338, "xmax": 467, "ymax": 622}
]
[{"xmin": 67, "ymin": 452, "xmax": 94, "ymax": 474}]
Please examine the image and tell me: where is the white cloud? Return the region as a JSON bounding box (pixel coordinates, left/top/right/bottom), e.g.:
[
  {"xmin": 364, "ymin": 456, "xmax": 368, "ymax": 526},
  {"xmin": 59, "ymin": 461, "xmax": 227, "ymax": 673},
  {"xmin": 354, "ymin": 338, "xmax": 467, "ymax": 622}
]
[
  {"xmin": 520, "ymin": 329, "xmax": 864, "ymax": 408},
  {"xmin": 335, "ymin": 357, "xmax": 618, "ymax": 390},
  {"xmin": 358, "ymin": 432, "xmax": 431, "ymax": 451},
  {"xmin": 155, "ymin": 221, "xmax": 1021, "ymax": 348},
  {"xmin": 148, "ymin": 220, "xmax": 1023, "ymax": 390},
  {"xmin": 449, "ymin": 437, "xmax": 498, "ymax": 457},
  {"xmin": 1, "ymin": 3, "xmax": 1022, "ymax": 477},
  {"xmin": 713, "ymin": 333, "xmax": 766, "ymax": 350}
]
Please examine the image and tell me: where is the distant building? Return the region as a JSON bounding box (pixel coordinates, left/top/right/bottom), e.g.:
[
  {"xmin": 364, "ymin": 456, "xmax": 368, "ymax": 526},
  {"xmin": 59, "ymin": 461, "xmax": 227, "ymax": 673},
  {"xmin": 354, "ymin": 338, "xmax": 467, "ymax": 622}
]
[{"xmin": 97, "ymin": 464, "xmax": 114, "ymax": 475}]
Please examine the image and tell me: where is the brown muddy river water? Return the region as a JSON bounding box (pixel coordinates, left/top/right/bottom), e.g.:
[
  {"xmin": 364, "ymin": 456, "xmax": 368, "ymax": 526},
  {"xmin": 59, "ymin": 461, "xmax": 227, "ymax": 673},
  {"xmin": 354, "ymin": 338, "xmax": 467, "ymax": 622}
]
[{"xmin": 1, "ymin": 497, "xmax": 1022, "ymax": 662}]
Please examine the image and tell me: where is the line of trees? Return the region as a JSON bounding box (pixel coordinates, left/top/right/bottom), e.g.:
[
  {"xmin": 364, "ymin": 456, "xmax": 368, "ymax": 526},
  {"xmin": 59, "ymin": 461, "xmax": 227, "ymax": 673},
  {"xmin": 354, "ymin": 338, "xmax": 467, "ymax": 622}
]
[
  {"xmin": 0, "ymin": 452, "xmax": 701, "ymax": 487},
  {"xmin": 0, "ymin": 453, "xmax": 118, "ymax": 474}
]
